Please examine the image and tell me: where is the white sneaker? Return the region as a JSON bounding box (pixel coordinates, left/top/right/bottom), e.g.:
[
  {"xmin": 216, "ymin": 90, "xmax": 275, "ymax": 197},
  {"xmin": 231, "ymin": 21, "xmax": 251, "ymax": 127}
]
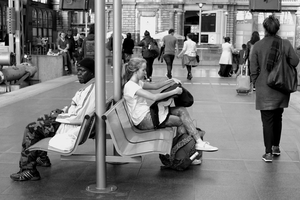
[
  {"xmin": 195, "ymin": 142, "xmax": 218, "ymax": 152},
  {"xmin": 191, "ymin": 159, "xmax": 202, "ymax": 165}
]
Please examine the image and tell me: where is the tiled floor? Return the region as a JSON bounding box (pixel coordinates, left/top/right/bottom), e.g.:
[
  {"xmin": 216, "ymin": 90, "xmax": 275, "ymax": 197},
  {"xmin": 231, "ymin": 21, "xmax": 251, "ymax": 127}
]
[{"xmin": 1, "ymin": 63, "xmax": 300, "ymax": 200}]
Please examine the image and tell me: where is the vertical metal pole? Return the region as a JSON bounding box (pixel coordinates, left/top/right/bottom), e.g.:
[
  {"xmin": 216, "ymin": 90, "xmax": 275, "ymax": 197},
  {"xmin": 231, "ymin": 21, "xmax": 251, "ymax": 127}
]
[
  {"xmin": 86, "ymin": 0, "xmax": 116, "ymax": 193},
  {"xmin": 8, "ymin": 0, "xmax": 14, "ymax": 54},
  {"xmin": 15, "ymin": 0, "xmax": 21, "ymax": 64},
  {"xmin": 95, "ymin": 0, "xmax": 106, "ymax": 190},
  {"xmin": 85, "ymin": 12, "xmax": 88, "ymax": 36},
  {"xmin": 198, "ymin": 7, "xmax": 202, "ymax": 45},
  {"xmin": 113, "ymin": 0, "xmax": 122, "ymax": 102}
]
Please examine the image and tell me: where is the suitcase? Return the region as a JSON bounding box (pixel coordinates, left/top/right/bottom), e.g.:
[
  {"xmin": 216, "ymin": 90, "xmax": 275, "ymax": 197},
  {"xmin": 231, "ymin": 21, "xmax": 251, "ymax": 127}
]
[{"xmin": 236, "ymin": 63, "xmax": 251, "ymax": 94}]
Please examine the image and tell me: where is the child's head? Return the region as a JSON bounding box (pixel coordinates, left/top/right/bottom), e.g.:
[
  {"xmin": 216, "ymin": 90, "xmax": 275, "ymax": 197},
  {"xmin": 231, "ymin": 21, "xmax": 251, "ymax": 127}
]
[{"xmin": 242, "ymin": 44, "xmax": 246, "ymax": 49}]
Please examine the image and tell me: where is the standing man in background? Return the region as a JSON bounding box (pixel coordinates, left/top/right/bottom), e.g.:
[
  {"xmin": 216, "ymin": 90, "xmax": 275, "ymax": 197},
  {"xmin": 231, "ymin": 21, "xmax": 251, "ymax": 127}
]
[
  {"xmin": 66, "ymin": 29, "xmax": 76, "ymax": 65},
  {"xmin": 162, "ymin": 29, "xmax": 178, "ymax": 79}
]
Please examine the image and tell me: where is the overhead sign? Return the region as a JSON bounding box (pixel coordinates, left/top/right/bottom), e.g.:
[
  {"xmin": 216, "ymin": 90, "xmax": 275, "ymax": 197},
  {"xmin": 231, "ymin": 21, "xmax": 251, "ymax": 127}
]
[
  {"xmin": 59, "ymin": 0, "xmax": 94, "ymax": 11},
  {"xmin": 249, "ymin": 0, "xmax": 281, "ymax": 12}
]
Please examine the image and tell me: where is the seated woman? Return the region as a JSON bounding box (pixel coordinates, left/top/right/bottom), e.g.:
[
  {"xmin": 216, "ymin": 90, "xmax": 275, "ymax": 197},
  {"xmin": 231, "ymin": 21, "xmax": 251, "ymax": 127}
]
[{"xmin": 122, "ymin": 57, "xmax": 218, "ymax": 155}]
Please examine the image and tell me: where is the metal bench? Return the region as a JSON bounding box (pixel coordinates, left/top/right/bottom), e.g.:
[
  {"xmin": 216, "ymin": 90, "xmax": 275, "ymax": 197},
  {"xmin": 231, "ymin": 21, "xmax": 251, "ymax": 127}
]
[
  {"xmin": 101, "ymin": 98, "xmax": 174, "ymax": 159},
  {"xmin": 26, "ymin": 113, "xmax": 96, "ymax": 156}
]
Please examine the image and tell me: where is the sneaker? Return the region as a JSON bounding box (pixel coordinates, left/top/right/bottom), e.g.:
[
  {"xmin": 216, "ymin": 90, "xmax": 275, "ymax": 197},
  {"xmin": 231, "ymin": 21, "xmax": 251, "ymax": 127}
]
[
  {"xmin": 36, "ymin": 156, "xmax": 51, "ymax": 167},
  {"xmin": 195, "ymin": 142, "xmax": 218, "ymax": 152},
  {"xmin": 10, "ymin": 169, "xmax": 41, "ymax": 181},
  {"xmin": 191, "ymin": 159, "xmax": 202, "ymax": 165},
  {"xmin": 187, "ymin": 73, "xmax": 193, "ymax": 80},
  {"xmin": 262, "ymin": 153, "xmax": 273, "ymax": 163},
  {"xmin": 165, "ymin": 73, "xmax": 172, "ymax": 79},
  {"xmin": 272, "ymin": 146, "xmax": 281, "ymax": 156}
]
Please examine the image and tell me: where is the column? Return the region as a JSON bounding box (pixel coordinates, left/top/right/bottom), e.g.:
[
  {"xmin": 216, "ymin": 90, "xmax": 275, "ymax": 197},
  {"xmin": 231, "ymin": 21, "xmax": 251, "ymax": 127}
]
[
  {"xmin": 296, "ymin": 8, "xmax": 300, "ymax": 49},
  {"xmin": 136, "ymin": 10, "xmax": 140, "ymax": 42},
  {"xmin": 169, "ymin": 11, "xmax": 174, "ymax": 29},
  {"xmin": 251, "ymin": 12, "xmax": 259, "ymax": 32},
  {"xmin": 158, "ymin": 9, "xmax": 162, "ymax": 32},
  {"xmin": 176, "ymin": 11, "xmax": 183, "ymax": 35}
]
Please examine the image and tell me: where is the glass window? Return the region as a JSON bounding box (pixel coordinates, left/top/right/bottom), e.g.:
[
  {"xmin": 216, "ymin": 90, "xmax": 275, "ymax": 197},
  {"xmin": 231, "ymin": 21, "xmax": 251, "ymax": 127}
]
[
  {"xmin": 32, "ymin": 9, "xmax": 37, "ymax": 26},
  {"xmin": 38, "ymin": 10, "xmax": 42, "ymax": 27},
  {"xmin": 48, "ymin": 11, "xmax": 52, "ymax": 28},
  {"xmin": 42, "ymin": 11, "xmax": 47, "ymax": 27}
]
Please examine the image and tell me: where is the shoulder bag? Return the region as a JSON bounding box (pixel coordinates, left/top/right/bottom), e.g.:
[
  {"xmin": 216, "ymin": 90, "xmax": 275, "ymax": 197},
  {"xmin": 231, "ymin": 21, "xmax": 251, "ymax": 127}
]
[{"xmin": 267, "ymin": 39, "xmax": 298, "ymax": 94}]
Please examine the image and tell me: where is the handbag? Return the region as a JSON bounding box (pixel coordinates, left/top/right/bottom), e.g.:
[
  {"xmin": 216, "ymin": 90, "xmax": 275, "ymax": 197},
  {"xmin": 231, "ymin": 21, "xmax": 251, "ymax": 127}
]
[
  {"xmin": 196, "ymin": 54, "xmax": 200, "ymax": 63},
  {"xmin": 160, "ymin": 83, "xmax": 194, "ymax": 107},
  {"xmin": 267, "ymin": 40, "xmax": 298, "ymax": 94}
]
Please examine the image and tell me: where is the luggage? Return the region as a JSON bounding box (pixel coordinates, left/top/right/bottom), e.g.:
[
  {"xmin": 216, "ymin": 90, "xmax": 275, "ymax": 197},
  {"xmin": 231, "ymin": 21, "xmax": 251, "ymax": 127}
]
[
  {"xmin": 159, "ymin": 128, "xmax": 204, "ymax": 171},
  {"xmin": 236, "ymin": 62, "xmax": 251, "ymax": 94}
]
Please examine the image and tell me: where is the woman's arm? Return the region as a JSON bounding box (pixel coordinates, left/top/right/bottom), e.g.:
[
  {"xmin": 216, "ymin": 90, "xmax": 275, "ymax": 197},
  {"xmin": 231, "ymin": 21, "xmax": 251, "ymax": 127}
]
[
  {"xmin": 177, "ymin": 41, "xmax": 187, "ymax": 57},
  {"xmin": 286, "ymin": 40, "xmax": 299, "ymax": 67},
  {"xmin": 143, "ymin": 79, "xmax": 175, "ymax": 90},
  {"xmin": 136, "ymin": 86, "xmax": 182, "ymax": 102}
]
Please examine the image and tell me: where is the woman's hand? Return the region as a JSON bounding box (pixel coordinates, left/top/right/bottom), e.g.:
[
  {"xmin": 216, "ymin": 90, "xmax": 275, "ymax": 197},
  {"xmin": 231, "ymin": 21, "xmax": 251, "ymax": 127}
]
[{"xmin": 174, "ymin": 87, "xmax": 183, "ymax": 95}]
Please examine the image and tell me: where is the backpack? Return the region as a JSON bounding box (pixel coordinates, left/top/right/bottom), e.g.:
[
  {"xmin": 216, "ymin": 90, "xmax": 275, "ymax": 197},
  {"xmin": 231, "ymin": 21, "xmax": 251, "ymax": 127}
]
[
  {"xmin": 159, "ymin": 128, "xmax": 204, "ymax": 171},
  {"xmin": 85, "ymin": 40, "xmax": 95, "ymax": 59},
  {"xmin": 142, "ymin": 39, "xmax": 159, "ymax": 58}
]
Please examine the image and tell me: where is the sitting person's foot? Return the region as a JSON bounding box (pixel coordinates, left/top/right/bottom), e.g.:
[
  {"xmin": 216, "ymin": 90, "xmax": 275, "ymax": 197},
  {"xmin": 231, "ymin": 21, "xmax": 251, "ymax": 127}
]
[
  {"xmin": 36, "ymin": 156, "xmax": 51, "ymax": 167},
  {"xmin": 195, "ymin": 141, "xmax": 218, "ymax": 152},
  {"xmin": 10, "ymin": 169, "xmax": 41, "ymax": 181},
  {"xmin": 191, "ymin": 159, "xmax": 202, "ymax": 165}
]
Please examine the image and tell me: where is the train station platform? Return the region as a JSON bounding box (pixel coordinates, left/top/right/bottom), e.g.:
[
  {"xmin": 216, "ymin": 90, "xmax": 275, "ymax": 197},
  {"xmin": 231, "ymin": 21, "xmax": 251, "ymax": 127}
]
[{"xmin": 1, "ymin": 62, "xmax": 300, "ymax": 200}]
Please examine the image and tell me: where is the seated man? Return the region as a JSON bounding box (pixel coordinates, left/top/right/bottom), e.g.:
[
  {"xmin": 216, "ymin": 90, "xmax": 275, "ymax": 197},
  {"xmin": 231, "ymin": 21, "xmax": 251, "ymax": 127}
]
[{"xmin": 10, "ymin": 58, "xmax": 95, "ymax": 181}]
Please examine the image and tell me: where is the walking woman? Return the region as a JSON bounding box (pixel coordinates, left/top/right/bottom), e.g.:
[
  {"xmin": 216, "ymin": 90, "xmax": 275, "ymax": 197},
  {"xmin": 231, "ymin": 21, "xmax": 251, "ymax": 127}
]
[
  {"xmin": 250, "ymin": 15, "xmax": 299, "ymax": 162},
  {"xmin": 122, "ymin": 57, "xmax": 218, "ymax": 157},
  {"xmin": 177, "ymin": 33, "xmax": 198, "ymax": 80},
  {"xmin": 218, "ymin": 37, "xmax": 234, "ymax": 77}
]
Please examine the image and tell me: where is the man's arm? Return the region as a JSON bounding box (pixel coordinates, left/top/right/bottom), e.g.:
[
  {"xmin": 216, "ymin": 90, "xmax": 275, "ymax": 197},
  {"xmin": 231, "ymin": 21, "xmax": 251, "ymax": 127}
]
[{"xmin": 56, "ymin": 83, "xmax": 95, "ymax": 125}]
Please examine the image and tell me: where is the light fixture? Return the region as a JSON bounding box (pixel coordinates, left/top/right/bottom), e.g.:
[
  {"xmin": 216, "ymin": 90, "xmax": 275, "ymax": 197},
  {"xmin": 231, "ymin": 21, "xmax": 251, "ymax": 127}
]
[{"xmin": 198, "ymin": 3, "xmax": 205, "ymax": 8}]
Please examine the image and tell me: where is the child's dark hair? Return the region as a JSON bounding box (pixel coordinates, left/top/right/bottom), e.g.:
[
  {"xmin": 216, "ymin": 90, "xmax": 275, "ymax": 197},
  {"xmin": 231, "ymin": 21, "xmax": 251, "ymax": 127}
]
[{"xmin": 242, "ymin": 44, "xmax": 246, "ymax": 49}]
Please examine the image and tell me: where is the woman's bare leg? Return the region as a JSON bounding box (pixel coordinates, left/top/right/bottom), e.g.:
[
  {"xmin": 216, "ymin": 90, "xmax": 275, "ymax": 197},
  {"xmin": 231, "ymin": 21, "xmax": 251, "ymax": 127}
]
[{"xmin": 162, "ymin": 107, "xmax": 218, "ymax": 152}]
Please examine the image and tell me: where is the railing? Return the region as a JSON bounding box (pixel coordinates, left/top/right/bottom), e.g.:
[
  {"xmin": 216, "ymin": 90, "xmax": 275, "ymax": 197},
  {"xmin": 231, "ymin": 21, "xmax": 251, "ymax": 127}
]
[{"xmin": 24, "ymin": 42, "xmax": 58, "ymax": 56}]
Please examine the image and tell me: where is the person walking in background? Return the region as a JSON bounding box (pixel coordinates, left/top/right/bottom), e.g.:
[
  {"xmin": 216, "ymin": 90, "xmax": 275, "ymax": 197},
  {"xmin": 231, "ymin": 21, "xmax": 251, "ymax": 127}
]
[
  {"xmin": 57, "ymin": 32, "xmax": 72, "ymax": 74},
  {"xmin": 162, "ymin": 29, "xmax": 178, "ymax": 79},
  {"xmin": 122, "ymin": 33, "xmax": 135, "ymax": 63},
  {"xmin": 250, "ymin": 15, "xmax": 299, "ymax": 163},
  {"xmin": 81, "ymin": 24, "xmax": 95, "ymax": 60},
  {"xmin": 66, "ymin": 29, "xmax": 76, "ymax": 65},
  {"xmin": 138, "ymin": 30, "xmax": 158, "ymax": 82},
  {"xmin": 232, "ymin": 43, "xmax": 247, "ymax": 78},
  {"xmin": 245, "ymin": 31, "xmax": 260, "ymax": 90},
  {"xmin": 177, "ymin": 33, "xmax": 198, "ymax": 80},
  {"xmin": 218, "ymin": 37, "xmax": 234, "ymax": 77}
]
